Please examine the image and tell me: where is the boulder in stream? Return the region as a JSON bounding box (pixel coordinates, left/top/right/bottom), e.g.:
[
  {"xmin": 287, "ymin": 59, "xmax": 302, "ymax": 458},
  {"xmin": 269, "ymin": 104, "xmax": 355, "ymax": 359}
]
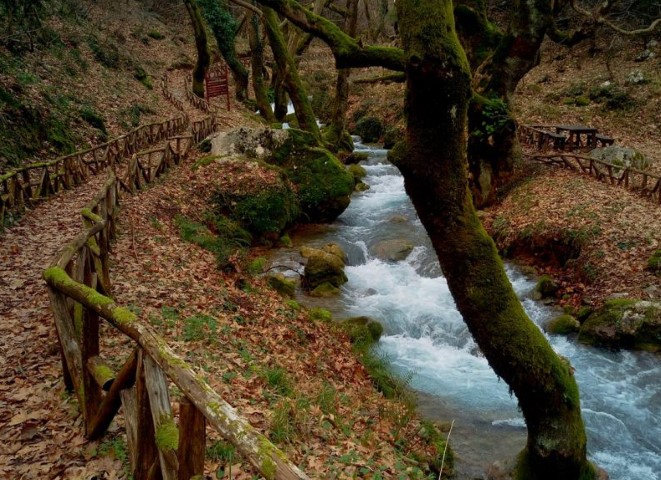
[
  {"xmin": 301, "ymin": 244, "xmax": 347, "ymax": 294},
  {"xmin": 578, "ymin": 299, "xmax": 661, "ymax": 352},
  {"xmin": 373, "ymin": 239, "xmax": 414, "ymax": 262}
]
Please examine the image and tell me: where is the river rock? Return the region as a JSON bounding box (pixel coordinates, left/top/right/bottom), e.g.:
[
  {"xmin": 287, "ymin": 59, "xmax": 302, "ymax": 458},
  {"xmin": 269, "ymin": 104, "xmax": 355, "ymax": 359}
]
[
  {"xmin": 544, "ymin": 314, "xmax": 580, "ymax": 335},
  {"xmin": 267, "ymin": 273, "xmax": 297, "ymax": 298},
  {"xmin": 340, "ymin": 316, "xmax": 384, "ymax": 344},
  {"xmin": 373, "ymin": 239, "xmax": 414, "ymax": 262},
  {"xmin": 578, "ymin": 299, "xmax": 661, "ymax": 352},
  {"xmin": 589, "ymin": 146, "xmax": 651, "ymax": 171},
  {"xmin": 301, "ymin": 246, "xmax": 347, "ymax": 291}
]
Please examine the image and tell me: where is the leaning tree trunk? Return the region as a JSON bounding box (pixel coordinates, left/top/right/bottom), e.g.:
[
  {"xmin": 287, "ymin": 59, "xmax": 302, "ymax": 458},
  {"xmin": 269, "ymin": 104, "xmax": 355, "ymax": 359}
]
[
  {"xmin": 263, "ymin": 7, "xmax": 321, "ymax": 139},
  {"xmin": 183, "ymin": 0, "xmax": 210, "ymax": 98},
  {"xmin": 248, "ymin": 13, "xmax": 275, "ymax": 122},
  {"xmin": 394, "ymin": 0, "xmax": 596, "ymax": 478}
]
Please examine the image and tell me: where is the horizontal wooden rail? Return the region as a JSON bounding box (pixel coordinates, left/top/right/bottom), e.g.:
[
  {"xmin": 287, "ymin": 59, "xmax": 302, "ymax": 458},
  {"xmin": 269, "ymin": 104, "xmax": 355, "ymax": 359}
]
[
  {"xmin": 525, "ymin": 152, "xmax": 661, "ymax": 205},
  {"xmin": 41, "ymin": 78, "xmax": 299, "ymax": 477},
  {"xmin": 44, "ymin": 266, "xmax": 309, "ymax": 480}
]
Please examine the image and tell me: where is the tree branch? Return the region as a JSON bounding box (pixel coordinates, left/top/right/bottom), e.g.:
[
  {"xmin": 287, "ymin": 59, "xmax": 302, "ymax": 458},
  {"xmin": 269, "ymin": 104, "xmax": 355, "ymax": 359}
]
[
  {"xmin": 252, "ymin": 0, "xmax": 405, "ymax": 70},
  {"xmin": 229, "ymin": 0, "xmax": 263, "ymax": 16},
  {"xmin": 569, "ymin": 0, "xmax": 661, "ymax": 36}
]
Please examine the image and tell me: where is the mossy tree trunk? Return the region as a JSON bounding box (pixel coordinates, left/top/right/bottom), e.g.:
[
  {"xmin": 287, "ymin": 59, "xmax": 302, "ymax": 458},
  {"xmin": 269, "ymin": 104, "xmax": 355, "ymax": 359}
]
[
  {"xmin": 263, "ymin": 7, "xmax": 321, "ymax": 140},
  {"xmin": 248, "ymin": 13, "xmax": 275, "ymax": 122},
  {"xmin": 327, "ymin": 0, "xmax": 358, "ymax": 153},
  {"xmin": 464, "ymin": 0, "xmax": 564, "ymax": 206},
  {"xmin": 183, "ymin": 0, "xmax": 210, "ymax": 98},
  {"xmin": 394, "ymin": 0, "xmax": 595, "ymax": 478},
  {"xmin": 198, "ymin": 0, "xmax": 250, "ymax": 102}
]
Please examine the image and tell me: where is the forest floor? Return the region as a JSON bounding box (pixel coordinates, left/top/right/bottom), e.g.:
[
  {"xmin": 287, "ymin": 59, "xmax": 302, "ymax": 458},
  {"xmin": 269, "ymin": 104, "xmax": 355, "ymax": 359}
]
[{"xmin": 1, "ymin": 2, "xmax": 660, "ymax": 478}]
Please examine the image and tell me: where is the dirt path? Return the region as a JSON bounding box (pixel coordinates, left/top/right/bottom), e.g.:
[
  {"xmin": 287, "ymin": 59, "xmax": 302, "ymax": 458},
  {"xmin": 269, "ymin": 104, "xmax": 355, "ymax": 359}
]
[
  {"xmin": 0, "ymin": 75, "xmax": 213, "ymax": 477},
  {"xmin": 0, "ymin": 174, "xmax": 119, "ymax": 479}
]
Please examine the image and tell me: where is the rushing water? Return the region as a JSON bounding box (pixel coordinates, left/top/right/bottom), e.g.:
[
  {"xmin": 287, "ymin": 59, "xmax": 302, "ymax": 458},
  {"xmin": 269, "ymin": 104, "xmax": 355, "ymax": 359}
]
[{"xmin": 272, "ymin": 139, "xmax": 661, "ymax": 479}]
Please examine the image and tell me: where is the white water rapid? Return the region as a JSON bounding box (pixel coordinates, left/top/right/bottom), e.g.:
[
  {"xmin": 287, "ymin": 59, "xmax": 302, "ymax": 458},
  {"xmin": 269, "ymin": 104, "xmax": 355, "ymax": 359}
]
[{"xmin": 273, "ymin": 138, "xmax": 661, "ymax": 479}]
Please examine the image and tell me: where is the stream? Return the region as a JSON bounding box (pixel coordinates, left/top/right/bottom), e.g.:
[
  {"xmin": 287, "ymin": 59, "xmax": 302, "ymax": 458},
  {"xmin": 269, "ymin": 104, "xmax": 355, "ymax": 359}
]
[{"xmin": 270, "ymin": 138, "xmax": 661, "ymax": 479}]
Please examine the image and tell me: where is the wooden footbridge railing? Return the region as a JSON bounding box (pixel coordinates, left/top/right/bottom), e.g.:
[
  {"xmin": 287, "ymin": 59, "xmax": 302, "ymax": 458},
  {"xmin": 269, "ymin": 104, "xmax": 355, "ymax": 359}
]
[
  {"xmin": 42, "ymin": 131, "xmax": 307, "ymax": 479},
  {"xmin": 526, "ymin": 152, "xmax": 661, "ymax": 205}
]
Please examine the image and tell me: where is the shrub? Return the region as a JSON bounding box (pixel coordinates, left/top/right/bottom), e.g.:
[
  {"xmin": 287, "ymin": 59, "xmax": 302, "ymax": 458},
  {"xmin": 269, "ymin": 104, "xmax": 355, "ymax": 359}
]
[
  {"xmin": 354, "ymin": 116, "xmax": 384, "ymax": 143},
  {"xmin": 80, "ymin": 106, "xmax": 106, "ymax": 133}
]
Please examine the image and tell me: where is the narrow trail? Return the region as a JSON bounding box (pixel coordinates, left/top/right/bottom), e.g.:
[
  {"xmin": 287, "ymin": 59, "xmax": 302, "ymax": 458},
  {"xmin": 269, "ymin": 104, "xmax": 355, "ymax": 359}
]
[{"xmin": 0, "ymin": 73, "xmax": 212, "ymax": 478}]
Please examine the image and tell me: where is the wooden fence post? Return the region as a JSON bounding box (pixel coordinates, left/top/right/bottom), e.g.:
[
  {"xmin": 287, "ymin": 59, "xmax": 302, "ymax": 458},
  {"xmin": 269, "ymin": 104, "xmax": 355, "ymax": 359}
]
[
  {"xmin": 144, "ymin": 355, "xmax": 178, "ymax": 480},
  {"xmin": 178, "ymin": 397, "xmax": 206, "ymax": 480}
]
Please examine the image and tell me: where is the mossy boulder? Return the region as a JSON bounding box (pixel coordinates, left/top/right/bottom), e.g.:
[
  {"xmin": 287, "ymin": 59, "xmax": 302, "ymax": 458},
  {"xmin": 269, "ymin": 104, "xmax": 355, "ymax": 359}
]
[
  {"xmin": 578, "ymin": 299, "xmax": 661, "ymax": 351},
  {"xmin": 544, "ymin": 314, "xmax": 580, "ymax": 335},
  {"xmin": 373, "ymin": 239, "xmax": 414, "ymax": 262},
  {"xmin": 354, "ymin": 116, "xmax": 384, "ymax": 143},
  {"xmin": 322, "ymin": 126, "xmax": 354, "ymax": 154},
  {"xmin": 647, "ymin": 250, "xmax": 661, "ymax": 275},
  {"xmin": 382, "ymin": 126, "xmax": 404, "ymax": 149},
  {"xmin": 310, "ymin": 282, "xmax": 341, "ymax": 297},
  {"xmin": 301, "ymin": 246, "xmax": 347, "ymax": 291},
  {"xmin": 347, "ymin": 164, "xmax": 367, "ymax": 181},
  {"xmin": 387, "ymin": 140, "xmax": 409, "ymax": 167},
  {"xmin": 590, "ymin": 146, "xmax": 651, "ymax": 171},
  {"xmin": 343, "ymin": 151, "xmax": 369, "ymax": 165},
  {"xmin": 211, "ymin": 160, "xmax": 300, "ymax": 240},
  {"xmin": 340, "ymin": 316, "xmax": 384, "ymax": 346},
  {"xmin": 355, "ymin": 181, "xmax": 370, "ymax": 192},
  {"xmin": 533, "ymin": 275, "xmax": 558, "ymax": 300},
  {"xmin": 267, "ymin": 273, "xmax": 297, "ymax": 297},
  {"xmin": 268, "ymin": 129, "xmax": 355, "ymax": 223}
]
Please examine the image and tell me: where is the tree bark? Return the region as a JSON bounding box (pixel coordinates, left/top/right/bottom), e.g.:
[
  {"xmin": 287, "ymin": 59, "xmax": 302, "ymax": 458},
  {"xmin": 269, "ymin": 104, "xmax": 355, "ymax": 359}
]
[
  {"xmin": 327, "ymin": 0, "xmax": 358, "ymax": 152},
  {"xmin": 183, "ymin": 0, "xmax": 210, "ymax": 98},
  {"xmin": 254, "ymin": 0, "xmax": 406, "ymax": 70},
  {"xmin": 393, "ymin": 1, "xmax": 596, "ymax": 478},
  {"xmin": 263, "ymin": 7, "xmax": 321, "ymax": 139},
  {"xmin": 248, "ymin": 12, "xmax": 275, "ymax": 122}
]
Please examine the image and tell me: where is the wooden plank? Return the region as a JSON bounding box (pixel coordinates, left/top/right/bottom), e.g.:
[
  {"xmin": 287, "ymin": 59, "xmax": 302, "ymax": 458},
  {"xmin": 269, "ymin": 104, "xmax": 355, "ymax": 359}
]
[
  {"xmin": 135, "ymin": 351, "xmax": 160, "ymax": 480},
  {"xmin": 88, "ymin": 348, "xmax": 138, "ymax": 440},
  {"xmin": 178, "ymin": 398, "xmax": 206, "ymax": 480},
  {"xmin": 120, "ymin": 388, "xmax": 139, "ymax": 473},
  {"xmin": 144, "ymin": 355, "xmax": 179, "ymax": 480}
]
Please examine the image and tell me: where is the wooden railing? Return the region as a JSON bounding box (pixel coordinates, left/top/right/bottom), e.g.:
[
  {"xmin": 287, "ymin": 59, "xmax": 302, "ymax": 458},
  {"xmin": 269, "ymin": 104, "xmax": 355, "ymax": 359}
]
[
  {"xmin": 43, "ymin": 140, "xmax": 307, "ymax": 479},
  {"xmin": 184, "ymin": 73, "xmax": 215, "ymax": 113},
  {"xmin": 525, "ymin": 152, "xmax": 661, "ymax": 205},
  {"xmin": 0, "ymin": 115, "xmax": 188, "ymax": 226}
]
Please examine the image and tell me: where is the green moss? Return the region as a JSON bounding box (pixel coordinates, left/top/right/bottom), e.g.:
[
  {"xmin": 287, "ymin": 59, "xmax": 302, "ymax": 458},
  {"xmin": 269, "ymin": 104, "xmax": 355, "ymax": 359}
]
[
  {"xmin": 309, "ymin": 282, "xmax": 341, "ymax": 297},
  {"xmin": 155, "ymin": 415, "xmax": 179, "ymax": 451},
  {"xmin": 347, "ymin": 164, "xmax": 367, "ymax": 180},
  {"xmin": 647, "ymin": 250, "xmax": 661, "ymax": 275},
  {"xmin": 260, "ymin": 457, "xmax": 277, "ymax": 480},
  {"xmin": 340, "ymin": 317, "xmax": 384, "ymax": 349},
  {"xmin": 267, "ymin": 274, "xmax": 296, "ymax": 297},
  {"xmin": 278, "ymin": 234, "xmax": 292, "ymax": 247},
  {"xmin": 545, "ymin": 314, "xmax": 580, "ymax": 335},
  {"xmin": 113, "ymin": 307, "xmax": 137, "ymax": 326},
  {"xmin": 309, "ymin": 307, "xmax": 332, "ymax": 322},
  {"xmin": 94, "ymin": 363, "xmax": 114, "ymax": 381},
  {"xmin": 248, "ymin": 257, "xmax": 267, "ymax": 275},
  {"xmin": 535, "ymin": 275, "xmax": 558, "ymax": 298},
  {"xmin": 43, "ymin": 267, "xmax": 116, "ymax": 309},
  {"xmin": 147, "ymin": 29, "xmax": 165, "ymax": 40},
  {"xmin": 354, "ymin": 116, "xmax": 384, "ymax": 143},
  {"xmin": 80, "ymin": 106, "xmax": 106, "ymax": 133},
  {"xmin": 192, "ymin": 154, "xmax": 221, "ymax": 170}
]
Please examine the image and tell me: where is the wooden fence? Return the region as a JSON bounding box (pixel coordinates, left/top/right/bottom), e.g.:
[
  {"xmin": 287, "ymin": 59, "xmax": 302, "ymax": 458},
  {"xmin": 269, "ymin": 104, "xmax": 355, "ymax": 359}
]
[
  {"xmin": 0, "ymin": 115, "xmax": 188, "ymax": 226},
  {"xmin": 184, "ymin": 73, "xmax": 215, "ymax": 113},
  {"xmin": 525, "ymin": 152, "xmax": 661, "ymax": 205},
  {"xmin": 43, "ymin": 134, "xmax": 307, "ymax": 479}
]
